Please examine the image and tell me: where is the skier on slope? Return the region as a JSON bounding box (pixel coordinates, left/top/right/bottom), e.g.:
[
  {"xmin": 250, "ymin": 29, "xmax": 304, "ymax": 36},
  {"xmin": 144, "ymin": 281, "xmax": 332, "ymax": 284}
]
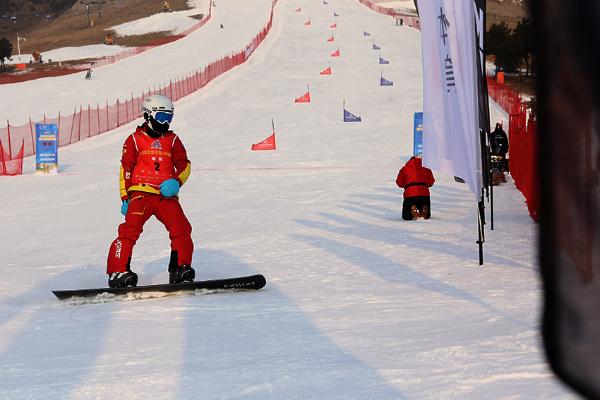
[
  {"xmin": 106, "ymin": 94, "xmax": 195, "ymax": 288},
  {"xmin": 395, "ymin": 155, "xmax": 435, "ymax": 220}
]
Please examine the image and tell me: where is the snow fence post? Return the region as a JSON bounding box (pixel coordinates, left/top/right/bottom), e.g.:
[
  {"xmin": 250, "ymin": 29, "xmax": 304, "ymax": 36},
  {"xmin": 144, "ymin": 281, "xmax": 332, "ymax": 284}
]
[
  {"xmin": 69, "ymin": 107, "xmax": 76, "ymax": 144},
  {"xmin": 29, "ymin": 117, "xmax": 35, "ymax": 154},
  {"xmin": 77, "ymin": 107, "xmax": 82, "ymax": 142},
  {"xmin": 6, "ymin": 120, "xmax": 12, "ymax": 160}
]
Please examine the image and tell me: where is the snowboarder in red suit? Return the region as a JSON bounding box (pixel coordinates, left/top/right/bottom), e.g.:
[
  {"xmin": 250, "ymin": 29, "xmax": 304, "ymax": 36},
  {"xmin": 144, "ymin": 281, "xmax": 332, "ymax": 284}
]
[
  {"xmin": 396, "ymin": 155, "xmax": 435, "ymax": 220},
  {"xmin": 106, "ymin": 94, "xmax": 195, "ymax": 288}
]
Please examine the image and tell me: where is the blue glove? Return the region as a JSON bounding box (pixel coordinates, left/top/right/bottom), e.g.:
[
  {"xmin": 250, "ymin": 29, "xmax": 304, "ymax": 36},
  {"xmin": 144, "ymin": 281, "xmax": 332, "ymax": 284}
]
[
  {"xmin": 160, "ymin": 178, "xmax": 180, "ymax": 197},
  {"xmin": 121, "ymin": 200, "xmax": 129, "ymax": 216}
]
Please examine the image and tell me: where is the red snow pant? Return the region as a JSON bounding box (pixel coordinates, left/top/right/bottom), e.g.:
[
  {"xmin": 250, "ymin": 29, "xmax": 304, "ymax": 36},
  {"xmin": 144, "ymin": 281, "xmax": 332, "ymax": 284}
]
[{"xmin": 106, "ymin": 192, "xmax": 193, "ymax": 274}]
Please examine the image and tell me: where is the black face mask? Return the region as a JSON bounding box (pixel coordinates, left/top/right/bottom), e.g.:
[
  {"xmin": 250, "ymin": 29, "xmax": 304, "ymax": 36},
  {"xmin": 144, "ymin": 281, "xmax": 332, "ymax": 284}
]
[{"xmin": 147, "ymin": 116, "xmax": 170, "ymax": 136}]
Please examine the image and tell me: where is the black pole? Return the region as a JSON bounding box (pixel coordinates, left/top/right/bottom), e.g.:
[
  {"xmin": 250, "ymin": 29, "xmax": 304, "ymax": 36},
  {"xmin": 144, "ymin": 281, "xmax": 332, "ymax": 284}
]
[
  {"xmin": 480, "ymin": 188, "xmax": 486, "ymax": 226},
  {"xmin": 481, "ymin": 129, "xmax": 495, "ymax": 229},
  {"xmin": 478, "ymin": 198, "xmax": 486, "ymax": 240},
  {"xmin": 490, "ymin": 168, "xmax": 494, "ymax": 230},
  {"xmin": 477, "ymin": 203, "xmax": 484, "ymax": 265}
]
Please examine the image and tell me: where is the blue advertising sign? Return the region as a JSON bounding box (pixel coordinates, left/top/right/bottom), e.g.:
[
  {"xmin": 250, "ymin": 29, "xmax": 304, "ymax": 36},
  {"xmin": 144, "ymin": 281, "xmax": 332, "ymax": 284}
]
[
  {"xmin": 413, "ymin": 112, "xmax": 423, "ymax": 156},
  {"xmin": 36, "ymin": 124, "xmax": 59, "ymax": 173}
]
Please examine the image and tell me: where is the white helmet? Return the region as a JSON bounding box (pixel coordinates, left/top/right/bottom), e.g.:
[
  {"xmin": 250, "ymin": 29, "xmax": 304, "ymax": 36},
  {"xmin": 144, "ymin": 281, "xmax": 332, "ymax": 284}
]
[{"xmin": 142, "ymin": 94, "xmax": 174, "ymax": 133}]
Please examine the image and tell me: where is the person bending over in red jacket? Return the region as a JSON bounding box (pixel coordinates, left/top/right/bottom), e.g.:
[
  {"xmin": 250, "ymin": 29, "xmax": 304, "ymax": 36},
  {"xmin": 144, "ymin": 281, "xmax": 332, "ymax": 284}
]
[
  {"xmin": 395, "ymin": 155, "xmax": 435, "ymax": 220},
  {"xmin": 106, "ymin": 94, "xmax": 194, "ymax": 288}
]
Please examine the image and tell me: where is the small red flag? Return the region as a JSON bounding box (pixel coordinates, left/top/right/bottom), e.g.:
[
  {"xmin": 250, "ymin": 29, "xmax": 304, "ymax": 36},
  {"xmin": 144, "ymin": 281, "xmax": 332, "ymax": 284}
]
[
  {"xmin": 320, "ymin": 67, "xmax": 332, "ymax": 75},
  {"xmin": 296, "ymin": 7, "xmax": 301, "ymax": 12},
  {"xmin": 330, "ymin": 48, "xmax": 340, "ymax": 57},
  {"xmin": 304, "ymin": 19, "xmax": 311, "ymax": 26},
  {"xmin": 327, "ymin": 35, "xmax": 335, "ymax": 42},
  {"xmin": 330, "ymin": 22, "xmax": 337, "ymax": 28},
  {"xmin": 251, "ymin": 133, "xmax": 276, "ymax": 151},
  {"xmin": 294, "ymin": 91, "xmax": 311, "ymax": 103}
]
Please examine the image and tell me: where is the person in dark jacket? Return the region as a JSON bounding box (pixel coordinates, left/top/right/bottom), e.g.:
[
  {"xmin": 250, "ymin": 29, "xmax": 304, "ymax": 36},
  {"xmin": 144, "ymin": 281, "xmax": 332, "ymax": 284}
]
[
  {"xmin": 489, "ymin": 122, "xmax": 509, "ymax": 158},
  {"xmin": 489, "ymin": 122, "xmax": 509, "ymax": 184},
  {"xmin": 396, "ymin": 156, "xmax": 435, "ymax": 220}
]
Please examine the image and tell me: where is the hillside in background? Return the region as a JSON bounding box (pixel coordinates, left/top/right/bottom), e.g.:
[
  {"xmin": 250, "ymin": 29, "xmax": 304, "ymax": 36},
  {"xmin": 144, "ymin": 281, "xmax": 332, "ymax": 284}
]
[
  {"xmin": 487, "ymin": 0, "xmax": 528, "ymax": 29},
  {"xmin": 0, "ymin": 0, "xmax": 193, "ymax": 54},
  {"xmin": 0, "ymin": 0, "xmax": 75, "ymax": 16},
  {"xmin": 0, "ymin": 0, "xmax": 77, "ymax": 38}
]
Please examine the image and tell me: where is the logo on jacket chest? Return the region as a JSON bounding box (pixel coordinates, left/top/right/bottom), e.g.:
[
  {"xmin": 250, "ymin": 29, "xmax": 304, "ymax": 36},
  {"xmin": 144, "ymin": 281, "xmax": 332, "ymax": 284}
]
[{"xmin": 151, "ymin": 140, "xmax": 163, "ymax": 150}]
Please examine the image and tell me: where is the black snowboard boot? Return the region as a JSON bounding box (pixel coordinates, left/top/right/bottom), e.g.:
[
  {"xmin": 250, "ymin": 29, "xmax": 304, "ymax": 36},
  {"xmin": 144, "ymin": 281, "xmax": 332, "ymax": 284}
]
[
  {"xmin": 169, "ymin": 265, "xmax": 195, "ymax": 284},
  {"xmin": 108, "ymin": 271, "xmax": 139, "ymax": 288}
]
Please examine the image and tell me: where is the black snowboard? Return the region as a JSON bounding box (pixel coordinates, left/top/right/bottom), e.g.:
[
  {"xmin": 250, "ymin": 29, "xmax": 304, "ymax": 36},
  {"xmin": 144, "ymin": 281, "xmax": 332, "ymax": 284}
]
[{"xmin": 52, "ymin": 274, "xmax": 266, "ymax": 301}]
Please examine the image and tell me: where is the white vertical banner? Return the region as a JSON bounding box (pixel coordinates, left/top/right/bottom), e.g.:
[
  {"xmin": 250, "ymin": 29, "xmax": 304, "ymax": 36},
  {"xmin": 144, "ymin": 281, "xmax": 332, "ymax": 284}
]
[{"xmin": 419, "ymin": 1, "xmax": 482, "ymax": 198}]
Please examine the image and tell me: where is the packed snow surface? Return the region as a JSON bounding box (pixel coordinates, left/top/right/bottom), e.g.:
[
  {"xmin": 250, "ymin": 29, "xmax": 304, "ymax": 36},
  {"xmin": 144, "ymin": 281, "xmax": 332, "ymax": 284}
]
[
  {"xmin": 7, "ymin": 44, "xmax": 129, "ymax": 65},
  {"xmin": 110, "ymin": 0, "xmax": 211, "ymax": 36},
  {"xmin": 0, "ymin": 0, "xmax": 575, "ymax": 399},
  {"xmin": 2, "ymin": 0, "xmax": 272, "ymax": 125}
]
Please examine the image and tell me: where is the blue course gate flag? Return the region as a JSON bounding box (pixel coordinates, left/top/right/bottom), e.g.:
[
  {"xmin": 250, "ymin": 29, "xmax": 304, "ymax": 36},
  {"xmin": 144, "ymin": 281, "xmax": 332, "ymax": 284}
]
[
  {"xmin": 380, "ymin": 77, "xmax": 393, "ymax": 86},
  {"xmin": 344, "ymin": 109, "xmax": 362, "ymax": 122}
]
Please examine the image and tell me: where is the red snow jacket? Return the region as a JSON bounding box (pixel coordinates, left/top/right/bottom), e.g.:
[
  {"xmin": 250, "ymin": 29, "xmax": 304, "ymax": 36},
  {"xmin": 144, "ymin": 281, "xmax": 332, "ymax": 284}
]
[
  {"xmin": 119, "ymin": 123, "xmax": 191, "ymax": 200},
  {"xmin": 395, "ymin": 156, "xmax": 435, "ymax": 198}
]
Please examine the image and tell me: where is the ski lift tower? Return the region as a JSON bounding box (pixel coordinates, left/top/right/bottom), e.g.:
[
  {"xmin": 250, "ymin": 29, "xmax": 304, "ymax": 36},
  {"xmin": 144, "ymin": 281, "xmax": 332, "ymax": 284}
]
[
  {"xmin": 80, "ymin": 0, "xmax": 108, "ymax": 26},
  {"xmin": 16, "ymin": 33, "xmax": 26, "ymax": 62}
]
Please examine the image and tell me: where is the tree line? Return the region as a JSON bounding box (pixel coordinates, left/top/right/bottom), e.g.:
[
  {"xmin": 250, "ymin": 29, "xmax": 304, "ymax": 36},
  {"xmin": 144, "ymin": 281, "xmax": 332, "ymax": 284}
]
[
  {"xmin": 0, "ymin": 37, "xmax": 13, "ymax": 70},
  {"xmin": 486, "ymin": 17, "xmax": 535, "ymax": 76}
]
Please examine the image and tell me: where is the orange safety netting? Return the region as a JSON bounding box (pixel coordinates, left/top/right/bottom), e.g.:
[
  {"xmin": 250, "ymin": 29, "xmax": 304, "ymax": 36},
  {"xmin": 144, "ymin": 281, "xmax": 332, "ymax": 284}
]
[
  {"xmin": 0, "ymin": 0, "xmax": 278, "ymax": 164},
  {"xmin": 0, "ymin": 139, "xmax": 24, "ymax": 176},
  {"xmin": 487, "ymin": 77, "xmax": 539, "ymax": 221}
]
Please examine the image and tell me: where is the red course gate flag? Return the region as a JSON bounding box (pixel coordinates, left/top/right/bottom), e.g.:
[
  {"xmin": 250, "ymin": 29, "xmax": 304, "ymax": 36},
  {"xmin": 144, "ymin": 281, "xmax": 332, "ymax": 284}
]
[
  {"xmin": 251, "ymin": 120, "xmax": 277, "ymax": 151},
  {"xmin": 320, "ymin": 66, "xmax": 332, "ymax": 75},
  {"xmin": 294, "ymin": 84, "xmax": 311, "ymax": 103}
]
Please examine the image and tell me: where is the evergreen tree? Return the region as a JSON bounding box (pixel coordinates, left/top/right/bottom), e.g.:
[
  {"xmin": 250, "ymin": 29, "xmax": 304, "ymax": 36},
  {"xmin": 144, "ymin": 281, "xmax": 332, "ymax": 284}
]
[
  {"xmin": 485, "ymin": 22, "xmax": 512, "ymax": 58},
  {"xmin": 0, "ymin": 37, "xmax": 13, "ymax": 71},
  {"xmin": 513, "ymin": 17, "xmax": 535, "ymax": 76},
  {"xmin": 486, "ymin": 22, "xmax": 522, "ymax": 74}
]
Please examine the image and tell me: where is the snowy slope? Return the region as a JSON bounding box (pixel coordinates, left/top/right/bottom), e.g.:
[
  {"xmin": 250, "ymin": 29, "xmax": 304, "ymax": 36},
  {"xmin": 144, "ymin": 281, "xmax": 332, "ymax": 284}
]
[
  {"xmin": 0, "ymin": 0, "xmax": 575, "ymax": 399},
  {"xmin": 110, "ymin": 0, "xmax": 210, "ymax": 36},
  {"xmin": 2, "ymin": 0, "xmax": 271, "ymax": 125},
  {"xmin": 6, "ymin": 0, "xmax": 211, "ymax": 65},
  {"xmin": 7, "ymin": 44, "xmax": 130, "ymax": 65}
]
